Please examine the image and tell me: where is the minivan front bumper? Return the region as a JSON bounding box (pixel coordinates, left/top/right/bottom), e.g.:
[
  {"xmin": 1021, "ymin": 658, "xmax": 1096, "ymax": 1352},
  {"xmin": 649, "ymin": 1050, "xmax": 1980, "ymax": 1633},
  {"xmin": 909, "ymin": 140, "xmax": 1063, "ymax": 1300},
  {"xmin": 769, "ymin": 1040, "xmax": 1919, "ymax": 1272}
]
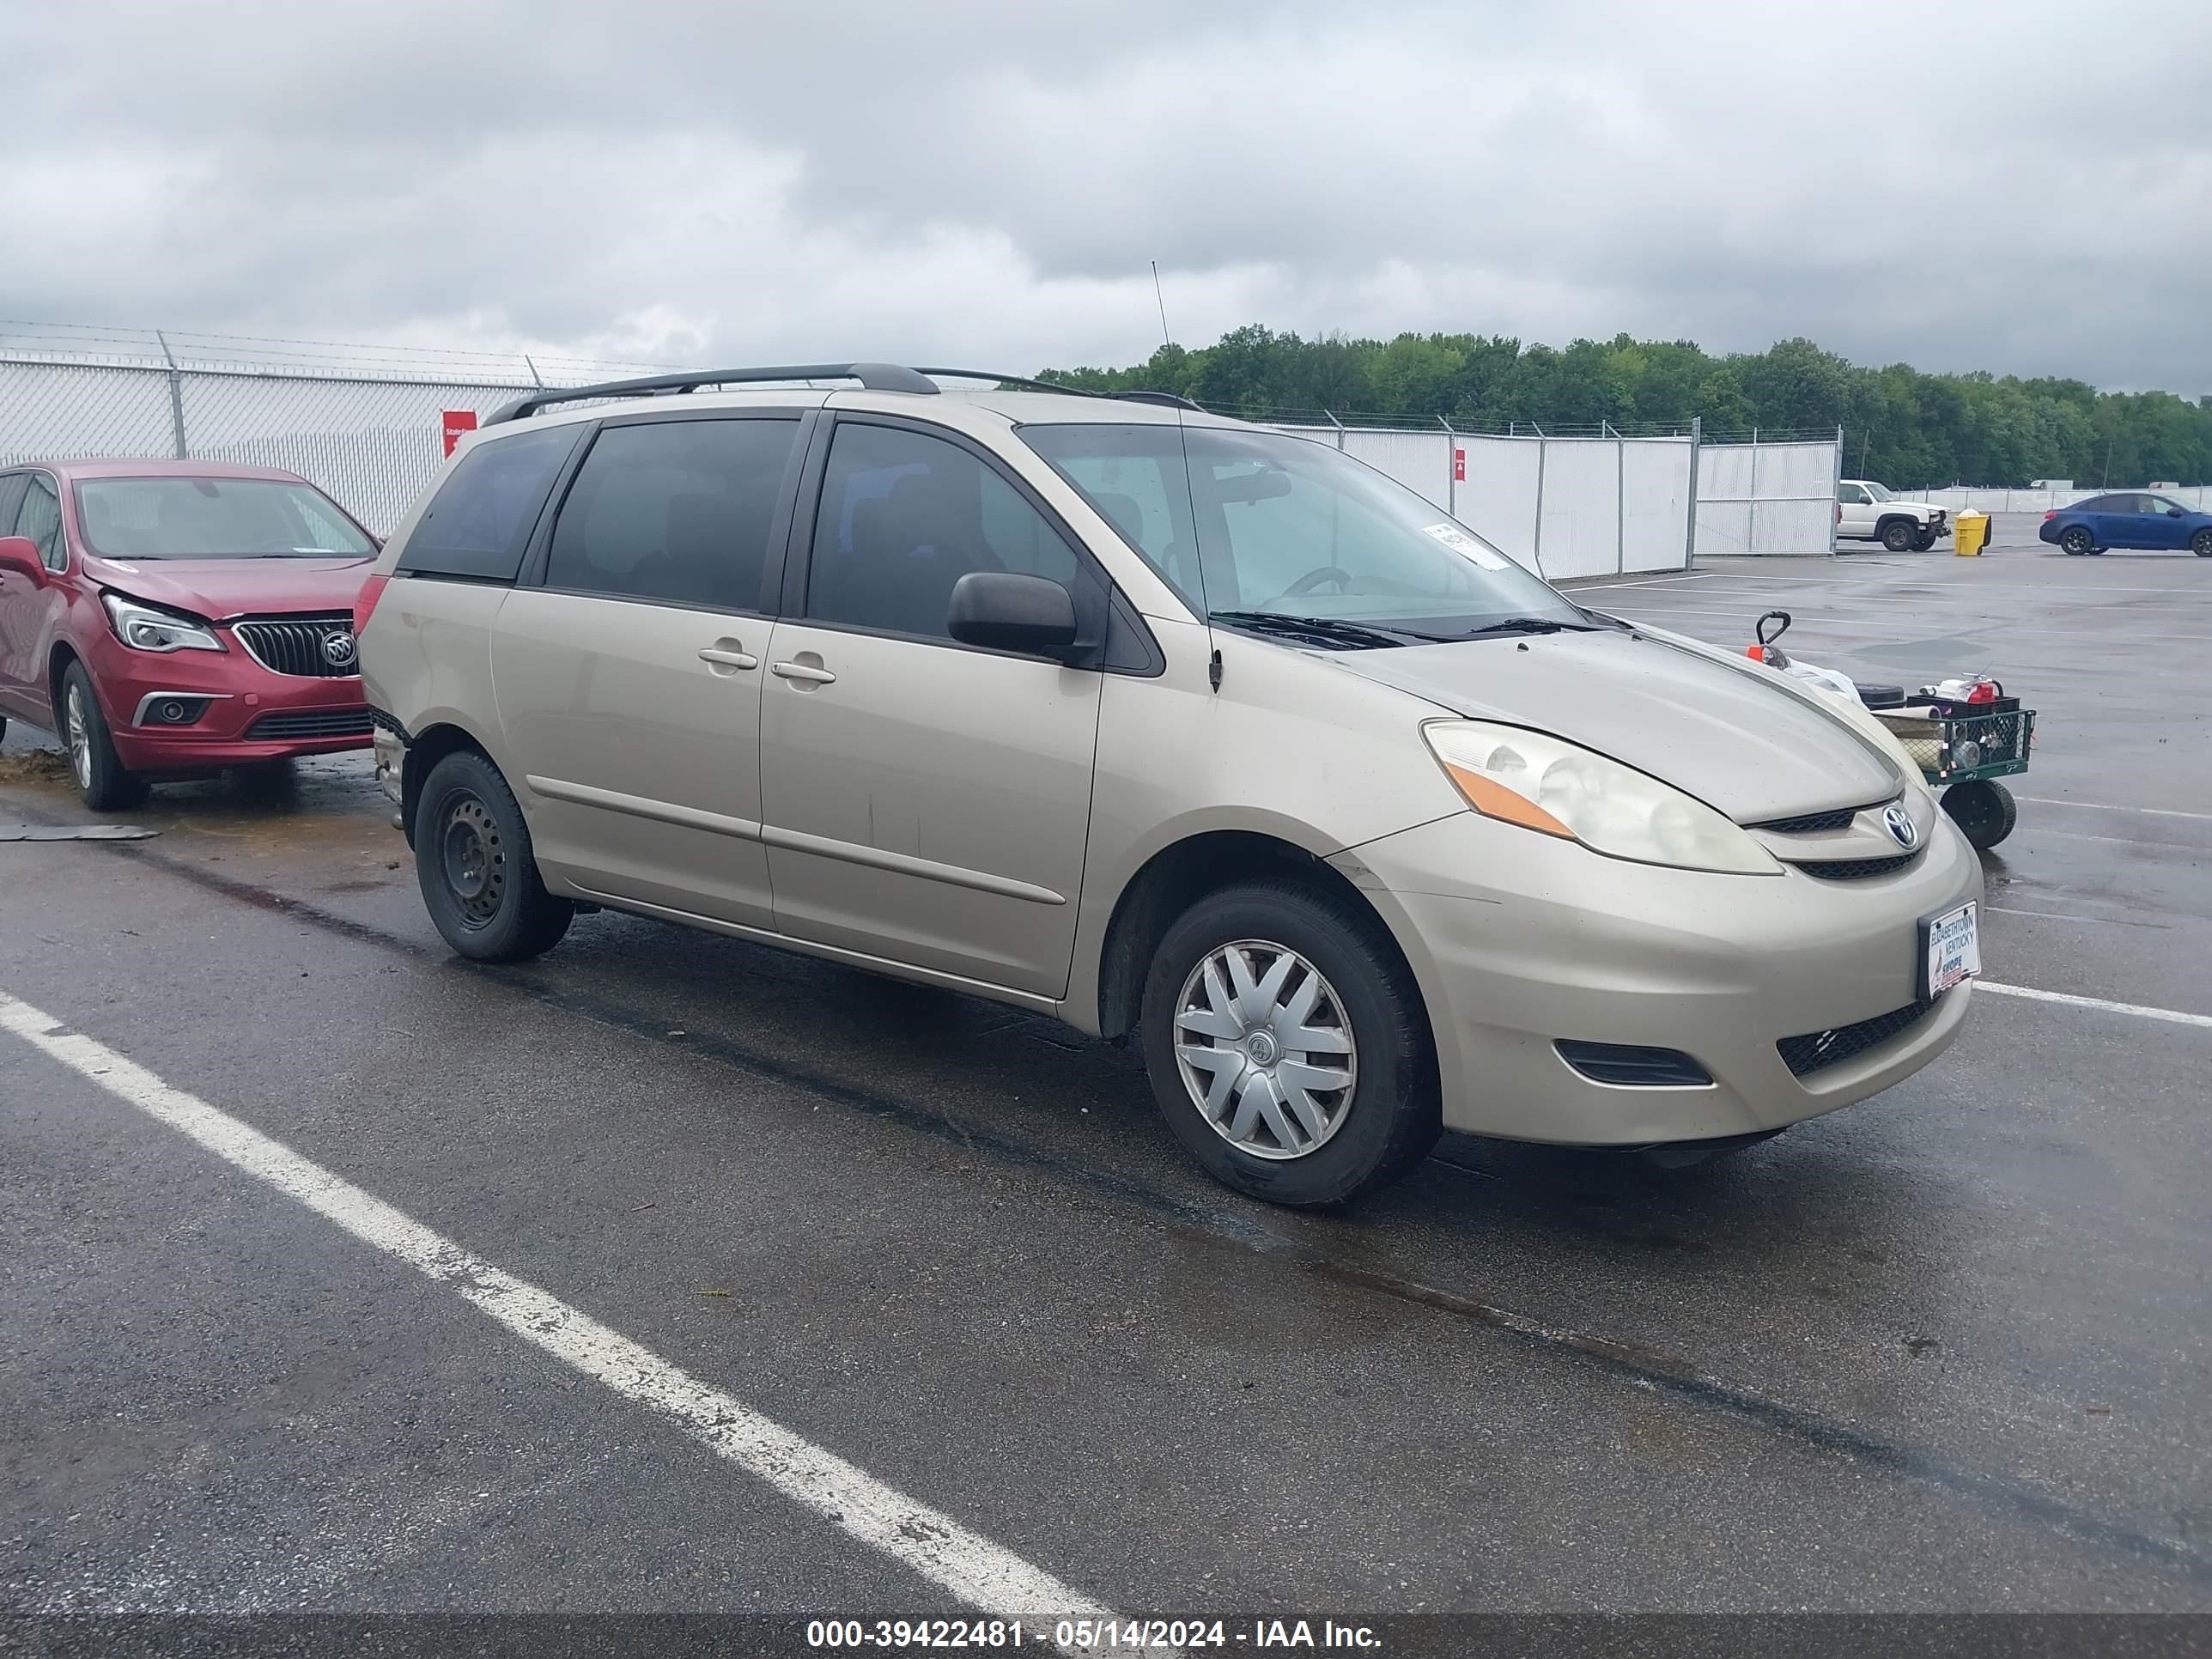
[{"xmin": 1332, "ymin": 807, "xmax": 1982, "ymax": 1145}]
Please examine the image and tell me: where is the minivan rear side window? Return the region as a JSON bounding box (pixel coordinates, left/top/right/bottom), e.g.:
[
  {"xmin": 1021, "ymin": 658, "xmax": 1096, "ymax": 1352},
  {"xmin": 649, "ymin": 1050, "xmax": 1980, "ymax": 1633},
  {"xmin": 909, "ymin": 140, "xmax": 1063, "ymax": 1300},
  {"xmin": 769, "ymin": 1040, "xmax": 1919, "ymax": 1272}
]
[
  {"xmin": 545, "ymin": 417, "xmax": 800, "ymax": 611},
  {"xmin": 398, "ymin": 424, "xmax": 584, "ymax": 582}
]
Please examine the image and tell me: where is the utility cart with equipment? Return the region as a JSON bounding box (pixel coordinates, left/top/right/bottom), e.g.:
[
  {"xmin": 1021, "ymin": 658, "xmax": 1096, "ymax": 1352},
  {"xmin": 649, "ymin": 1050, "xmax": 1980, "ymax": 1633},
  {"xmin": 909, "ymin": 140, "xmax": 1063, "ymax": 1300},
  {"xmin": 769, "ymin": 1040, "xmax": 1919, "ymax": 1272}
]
[{"xmin": 1743, "ymin": 611, "xmax": 2035, "ymax": 851}]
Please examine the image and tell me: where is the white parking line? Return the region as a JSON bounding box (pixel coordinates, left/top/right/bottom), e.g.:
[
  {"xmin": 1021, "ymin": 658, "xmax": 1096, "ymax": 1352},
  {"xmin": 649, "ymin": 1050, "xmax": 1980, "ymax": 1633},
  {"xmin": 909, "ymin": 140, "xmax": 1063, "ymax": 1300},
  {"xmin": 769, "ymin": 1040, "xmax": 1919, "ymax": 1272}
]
[
  {"xmin": 2020, "ymin": 797, "xmax": 2212, "ymax": 823},
  {"xmin": 1983, "ymin": 907, "xmax": 2163, "ymax": 930},
  {"xmin": 1978, "ymin": 981, "xmax": 2212, "ymax": 1030},
  {"xmin": 1561, "ymin": 574, "xmax": 1715, "ymax": 591},
  {"xmin": 0, "ymin": 991, "xmax": 1127, "ymax": 1638}
]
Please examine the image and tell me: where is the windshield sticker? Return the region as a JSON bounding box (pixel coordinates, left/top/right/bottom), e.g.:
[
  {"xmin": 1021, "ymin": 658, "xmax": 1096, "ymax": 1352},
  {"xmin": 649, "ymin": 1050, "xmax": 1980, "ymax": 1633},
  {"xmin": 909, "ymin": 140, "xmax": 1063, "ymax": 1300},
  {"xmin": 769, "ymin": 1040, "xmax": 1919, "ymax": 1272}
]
[{"xmin": 1421, "ymin": 522, "xmax": 1510, "ymax": 570}]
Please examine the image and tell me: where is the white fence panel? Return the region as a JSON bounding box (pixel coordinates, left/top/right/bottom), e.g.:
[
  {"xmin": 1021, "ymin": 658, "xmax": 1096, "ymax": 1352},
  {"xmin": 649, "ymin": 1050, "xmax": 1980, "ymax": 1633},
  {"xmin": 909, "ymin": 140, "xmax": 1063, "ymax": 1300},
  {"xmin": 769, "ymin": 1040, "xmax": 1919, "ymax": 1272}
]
[
  {"xmin": 1455, "ymin": 435, "xmax": 1543, "ymax": 568},
  {"xmin": 1533, "ymin": 439, "xmax": 1619, "ymax": 580},
  {"xmin": 1693, "ymin": 437, "xmax": 1840, "ymax": 556},
  {"xmin": 1621, "ymin": 439, "xmax": 1692, "ymax": 573},
  {"xmin": 1695, "ymin": 501, "xmax": 1753, "ymax": 556},
  {"xmin": 1342, "ymin": 428, "xmax": 1449, "ymax": 508}
]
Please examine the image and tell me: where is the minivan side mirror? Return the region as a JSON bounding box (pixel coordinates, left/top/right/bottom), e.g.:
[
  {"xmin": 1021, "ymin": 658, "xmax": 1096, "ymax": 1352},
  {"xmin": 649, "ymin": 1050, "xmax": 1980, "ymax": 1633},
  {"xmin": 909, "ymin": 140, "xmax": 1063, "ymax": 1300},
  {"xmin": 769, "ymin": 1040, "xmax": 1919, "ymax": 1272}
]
[
  {"xmin": 947, "ymin": 570, "xmax": 1080, "ymax": 661},
  {"xmin": 0, "ymin": 536, "xmax": 44, "ymax": 583}
]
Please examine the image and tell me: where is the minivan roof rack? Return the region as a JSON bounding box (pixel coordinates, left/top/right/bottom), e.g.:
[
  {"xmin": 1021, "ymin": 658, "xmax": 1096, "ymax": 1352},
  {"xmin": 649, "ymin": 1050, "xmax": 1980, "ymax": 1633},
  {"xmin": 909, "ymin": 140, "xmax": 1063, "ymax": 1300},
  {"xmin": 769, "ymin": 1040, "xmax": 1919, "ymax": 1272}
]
[
  {"xmin": 915, "ymin": 371, "xmax": 1204, "ymax": 412},
  {"xmin": 484, "ymin": 362, "xmax": 1206, "ymax": 425},
  {"xmin": 484, "ymin": 362, "xmax": 941, "ymax": 424}
]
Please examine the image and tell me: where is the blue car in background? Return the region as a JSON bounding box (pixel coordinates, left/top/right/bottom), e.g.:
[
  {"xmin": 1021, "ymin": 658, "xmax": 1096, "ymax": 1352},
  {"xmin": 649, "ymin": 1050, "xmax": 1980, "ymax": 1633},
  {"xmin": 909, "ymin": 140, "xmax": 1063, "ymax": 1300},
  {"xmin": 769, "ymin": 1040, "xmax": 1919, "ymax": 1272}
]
[{"xmin": 2040, "ymin": 491, "xmax": 2212, "ymax": 557}]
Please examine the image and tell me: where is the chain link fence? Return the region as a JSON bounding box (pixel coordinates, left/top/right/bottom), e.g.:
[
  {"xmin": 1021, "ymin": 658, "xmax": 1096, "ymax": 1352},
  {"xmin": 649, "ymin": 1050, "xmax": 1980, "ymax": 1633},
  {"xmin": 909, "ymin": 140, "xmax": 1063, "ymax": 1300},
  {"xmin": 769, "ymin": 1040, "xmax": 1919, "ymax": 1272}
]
[
  {"xmin": 0, "ymin": 324, "xmax": 679, "ymax": 534},
  {"xmin": 3, "ymin": 322, "xmax": 1849, "ymax": 565}
]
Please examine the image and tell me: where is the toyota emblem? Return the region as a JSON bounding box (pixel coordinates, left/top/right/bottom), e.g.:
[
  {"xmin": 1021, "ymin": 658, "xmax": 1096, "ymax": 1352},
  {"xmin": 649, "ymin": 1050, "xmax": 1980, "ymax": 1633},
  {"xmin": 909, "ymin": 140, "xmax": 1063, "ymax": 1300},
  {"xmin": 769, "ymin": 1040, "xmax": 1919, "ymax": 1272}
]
[
  {"xmin": 1882, "ymin": 804, "xmax": 1918, "ymax": 850},
  {"xmin": 322, "ymin": 629, "xmax": 359, "ymax": 669}
]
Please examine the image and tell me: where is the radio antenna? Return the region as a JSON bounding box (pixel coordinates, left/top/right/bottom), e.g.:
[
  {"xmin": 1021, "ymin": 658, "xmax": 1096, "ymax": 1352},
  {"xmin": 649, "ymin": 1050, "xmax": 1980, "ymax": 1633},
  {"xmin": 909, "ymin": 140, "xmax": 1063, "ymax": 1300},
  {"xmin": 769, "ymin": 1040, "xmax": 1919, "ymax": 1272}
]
[{"xmin": 1151, "ymin": 260, "xmax": 1172, "ymax": 348}]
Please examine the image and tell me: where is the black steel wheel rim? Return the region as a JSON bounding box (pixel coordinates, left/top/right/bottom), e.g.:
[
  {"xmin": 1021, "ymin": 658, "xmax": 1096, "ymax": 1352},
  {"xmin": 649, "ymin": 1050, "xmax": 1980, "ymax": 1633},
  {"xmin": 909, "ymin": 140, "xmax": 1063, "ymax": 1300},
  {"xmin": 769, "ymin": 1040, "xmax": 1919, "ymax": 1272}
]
[{"xmin": 440, "ymin": 793, "xmax": 507, "ymax": 928}]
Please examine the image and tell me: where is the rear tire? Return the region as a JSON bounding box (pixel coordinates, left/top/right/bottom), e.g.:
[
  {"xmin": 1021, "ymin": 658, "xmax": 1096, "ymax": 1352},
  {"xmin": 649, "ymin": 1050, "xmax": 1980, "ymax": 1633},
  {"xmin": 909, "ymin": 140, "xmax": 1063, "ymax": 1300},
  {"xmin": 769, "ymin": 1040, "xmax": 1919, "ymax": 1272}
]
[
  {"xmin": 413, "ymin": 749, "xmax": 574, "ymax": 962},
  {"xmin": 2059, "ymin": 526, "xmax": 2095, "ymax": 556},
  {"xmin": 1139, "ymin": 880, "xmax": 1439, "ymax": 1208},
  {"xmin": 1942, "ymin": 780, "xmax": 2017, "ymax": 851},
  {"xmin": 2192, "ymin": 529, "xmax": 2212, "ymax": 558},
  {"xmin": 60, "ymin": 664, "xmax": 149, "ymax": 812},
  {"xmin": 1881, "ymin": 520, "xmax": 1917, "ymax": 552}
]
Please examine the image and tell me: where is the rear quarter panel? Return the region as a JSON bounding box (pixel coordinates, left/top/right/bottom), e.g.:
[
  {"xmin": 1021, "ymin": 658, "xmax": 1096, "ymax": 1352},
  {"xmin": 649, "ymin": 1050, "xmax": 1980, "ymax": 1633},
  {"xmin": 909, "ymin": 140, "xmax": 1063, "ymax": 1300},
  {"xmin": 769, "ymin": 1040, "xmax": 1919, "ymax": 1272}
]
[{"xmin": 358, "ymin": 576, "xmax": 513, "ymax": 770}]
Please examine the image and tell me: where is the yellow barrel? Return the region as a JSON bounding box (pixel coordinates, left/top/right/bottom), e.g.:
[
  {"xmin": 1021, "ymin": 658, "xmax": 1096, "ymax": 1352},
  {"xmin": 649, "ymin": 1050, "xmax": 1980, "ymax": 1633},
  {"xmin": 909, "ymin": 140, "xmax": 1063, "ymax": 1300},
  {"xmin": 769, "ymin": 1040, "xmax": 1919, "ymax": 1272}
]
[{"xmin": 1954, "ymin": 510, "xmax": 1990, "ymax": 556}]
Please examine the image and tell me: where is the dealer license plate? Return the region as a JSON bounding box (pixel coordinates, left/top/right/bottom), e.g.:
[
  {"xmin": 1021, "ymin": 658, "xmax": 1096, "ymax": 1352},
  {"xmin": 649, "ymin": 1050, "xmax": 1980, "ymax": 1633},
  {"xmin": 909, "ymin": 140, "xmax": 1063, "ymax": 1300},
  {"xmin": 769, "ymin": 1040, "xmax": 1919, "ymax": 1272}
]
[{"xmin": 1922, "ymin": 902, "xmax": 1980, "ymax": 999}]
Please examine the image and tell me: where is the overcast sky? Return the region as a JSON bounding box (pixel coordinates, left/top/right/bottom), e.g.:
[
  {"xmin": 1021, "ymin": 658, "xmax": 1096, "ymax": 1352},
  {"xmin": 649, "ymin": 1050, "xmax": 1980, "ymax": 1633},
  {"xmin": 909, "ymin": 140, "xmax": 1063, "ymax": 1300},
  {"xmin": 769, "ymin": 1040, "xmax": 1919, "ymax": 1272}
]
[{"xmin": 2, "ymin": 0, "xmax": 2206, "ymax": 393}]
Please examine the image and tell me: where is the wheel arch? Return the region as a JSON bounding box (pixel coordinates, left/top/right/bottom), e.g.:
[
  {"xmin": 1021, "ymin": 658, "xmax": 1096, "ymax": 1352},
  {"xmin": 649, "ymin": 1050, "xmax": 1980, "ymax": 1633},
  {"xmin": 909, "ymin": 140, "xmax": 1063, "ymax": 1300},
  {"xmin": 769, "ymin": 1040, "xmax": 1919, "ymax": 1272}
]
[
  {"xmin": 1091, "ymin": 827, "xmax": 1424, "ymax": 1044},
  {"xmin": 398, "ymin": 717, "xmax": 503, "ymax": 847},
  {"xmin": 46, "ymin": 639, "xmax": 82, "ymax": 713}
]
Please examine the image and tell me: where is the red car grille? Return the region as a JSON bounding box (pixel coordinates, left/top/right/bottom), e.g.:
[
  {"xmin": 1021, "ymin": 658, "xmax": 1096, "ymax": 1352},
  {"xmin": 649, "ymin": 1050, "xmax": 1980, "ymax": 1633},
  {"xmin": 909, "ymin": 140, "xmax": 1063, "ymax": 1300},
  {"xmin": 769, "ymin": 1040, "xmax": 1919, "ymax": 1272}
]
[{"xmin": 233, "ymin": 615, "xmax": 358, "ymax": 678}]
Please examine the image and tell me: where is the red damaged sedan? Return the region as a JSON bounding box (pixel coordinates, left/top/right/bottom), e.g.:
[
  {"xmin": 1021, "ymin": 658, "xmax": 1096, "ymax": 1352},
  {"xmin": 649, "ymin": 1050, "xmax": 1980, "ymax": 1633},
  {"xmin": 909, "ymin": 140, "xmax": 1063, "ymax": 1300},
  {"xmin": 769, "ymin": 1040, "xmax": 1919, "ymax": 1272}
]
[{"xmin": 0, "ymin": 459, "xmax": 378, "ymax": 809}]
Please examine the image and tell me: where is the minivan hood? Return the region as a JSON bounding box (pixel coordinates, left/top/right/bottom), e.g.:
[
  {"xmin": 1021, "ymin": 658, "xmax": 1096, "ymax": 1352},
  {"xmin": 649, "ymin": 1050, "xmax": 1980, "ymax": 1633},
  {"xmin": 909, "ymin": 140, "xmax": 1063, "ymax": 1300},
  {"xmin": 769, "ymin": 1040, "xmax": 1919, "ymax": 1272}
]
[
  {"xmin": 1330, "ymin": 627, "xmax": 1902, "ymax": 823},
  {"xmin": 82, "ymin": 556, "xmax": 373, "ymax": 621}
]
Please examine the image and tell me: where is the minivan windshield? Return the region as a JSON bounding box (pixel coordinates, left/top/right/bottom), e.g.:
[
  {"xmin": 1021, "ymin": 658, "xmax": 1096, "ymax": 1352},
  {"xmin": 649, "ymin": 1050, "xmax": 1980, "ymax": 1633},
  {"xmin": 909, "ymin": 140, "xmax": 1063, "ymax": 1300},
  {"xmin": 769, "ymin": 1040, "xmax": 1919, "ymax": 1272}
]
[
  {"xmin": 75, "ymin": 477, "xmax": 375, "ymax": 560},
  {"xmin": 1019, "ymin": 422, "xmax": 1589, "ymax": 641}
]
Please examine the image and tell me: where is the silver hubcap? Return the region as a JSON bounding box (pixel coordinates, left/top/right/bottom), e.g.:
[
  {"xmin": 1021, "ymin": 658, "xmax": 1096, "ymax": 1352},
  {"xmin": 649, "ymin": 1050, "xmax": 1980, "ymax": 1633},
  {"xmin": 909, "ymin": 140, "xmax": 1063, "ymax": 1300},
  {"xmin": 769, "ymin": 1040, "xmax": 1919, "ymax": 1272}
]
[
  {"xmin": 64, "ymin": 687, "xmax": 92, "ymax": 789},
  {"xmin": 1173, "ymin": 940, "xmax": 1358, "ymax": 1160}
]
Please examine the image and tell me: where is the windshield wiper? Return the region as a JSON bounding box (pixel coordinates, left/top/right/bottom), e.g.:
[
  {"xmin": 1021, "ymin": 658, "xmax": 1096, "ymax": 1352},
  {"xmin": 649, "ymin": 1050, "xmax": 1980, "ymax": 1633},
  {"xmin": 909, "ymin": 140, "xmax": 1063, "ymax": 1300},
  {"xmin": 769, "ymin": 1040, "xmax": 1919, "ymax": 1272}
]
[
  {"xmin": 1206, "ymin": 611, "xmax": 1415, "ymax": 649},
  {"xmin": 1449, "ymin": 616, "xmax": 1605, "ymax": 637}
]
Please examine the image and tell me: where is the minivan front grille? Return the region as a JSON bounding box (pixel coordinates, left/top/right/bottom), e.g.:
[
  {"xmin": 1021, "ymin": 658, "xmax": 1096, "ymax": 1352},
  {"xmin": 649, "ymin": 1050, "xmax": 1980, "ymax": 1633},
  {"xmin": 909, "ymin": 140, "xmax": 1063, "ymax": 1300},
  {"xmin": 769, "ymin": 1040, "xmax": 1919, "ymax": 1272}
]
[
  {"xmin": 246, "ymin": 708, "xmax": 373, "ymax": 740},
  {"xmin": 1751, "ymin": 800, "xmax": 1891, "ymax": 835},
  {"xmin": 233, "ymin": 615, "xmax": 359, "ymax": 678},
  {"xmin": 1791, "ymin": 852, "xmax": 1922, "ymax": 881},
  {"xmin": 1778, "ymin": 997, "xmax": 1940, "ymax": 1078}
]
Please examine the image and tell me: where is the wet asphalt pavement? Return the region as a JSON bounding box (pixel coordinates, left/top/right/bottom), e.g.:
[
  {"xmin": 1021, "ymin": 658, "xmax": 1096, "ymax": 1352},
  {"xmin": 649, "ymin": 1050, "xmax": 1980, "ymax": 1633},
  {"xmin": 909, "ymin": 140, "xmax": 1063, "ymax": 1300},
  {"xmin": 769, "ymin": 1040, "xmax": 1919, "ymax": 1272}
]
[{"xmin": 3, "ymin": 533, "xmax": 2209, "ymax": 1627}]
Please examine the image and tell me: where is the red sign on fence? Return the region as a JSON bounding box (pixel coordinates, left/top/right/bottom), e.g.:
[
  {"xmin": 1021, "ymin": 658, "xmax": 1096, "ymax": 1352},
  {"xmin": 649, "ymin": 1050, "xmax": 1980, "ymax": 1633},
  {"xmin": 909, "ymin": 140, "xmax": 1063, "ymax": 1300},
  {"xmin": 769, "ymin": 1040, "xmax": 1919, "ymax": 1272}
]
[
  {"xmin": 441, "ymin": 410, "xmax": 477, "ymax": 457},
  {"xmin": 1452, "ymin": 447, "xmax": 1466, "ymax": 483}
]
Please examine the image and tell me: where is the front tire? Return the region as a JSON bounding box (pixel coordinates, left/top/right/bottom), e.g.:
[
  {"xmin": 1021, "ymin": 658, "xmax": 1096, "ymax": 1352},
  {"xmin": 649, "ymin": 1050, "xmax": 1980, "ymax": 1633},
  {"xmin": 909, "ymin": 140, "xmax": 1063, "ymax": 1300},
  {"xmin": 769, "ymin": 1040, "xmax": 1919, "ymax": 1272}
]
[
  {"xmin": 413, "ymin": 749, "xmax": 574, "ymax": 962},
  {"xmin": 1942, "ymin": 780, "xmax": 2018, "ymax": 851},
  {"xmin": 1139, "ymin": 880, "xmax": 1439, "ymax": 1207},
  {"xmin": 1911, "ymin": 529, "xmax": 1938, "ymax": 552},
  {"xmin": 2059, "ymin": 526, "xmax": 2095, "ymax": 556},
  {"xmin": 1881, "ymin": 520, "xmax": 1917, "ymax": 553},
  {"xmin": 60, "ymin": 664, "xmax": 149, "ymax": 811},
  {"xmin": 2192, "ymin": 529, "xmax": 2212, "ymax": 558}
]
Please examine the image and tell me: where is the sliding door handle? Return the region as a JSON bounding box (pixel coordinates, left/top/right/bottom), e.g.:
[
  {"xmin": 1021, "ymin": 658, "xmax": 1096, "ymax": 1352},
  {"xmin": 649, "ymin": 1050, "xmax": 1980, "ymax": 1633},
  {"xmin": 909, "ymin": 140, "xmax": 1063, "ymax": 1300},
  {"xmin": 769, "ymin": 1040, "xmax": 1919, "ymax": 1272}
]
[{"xmin": 770, "ymin": 660, "xmax": 836, "ymax": 684}]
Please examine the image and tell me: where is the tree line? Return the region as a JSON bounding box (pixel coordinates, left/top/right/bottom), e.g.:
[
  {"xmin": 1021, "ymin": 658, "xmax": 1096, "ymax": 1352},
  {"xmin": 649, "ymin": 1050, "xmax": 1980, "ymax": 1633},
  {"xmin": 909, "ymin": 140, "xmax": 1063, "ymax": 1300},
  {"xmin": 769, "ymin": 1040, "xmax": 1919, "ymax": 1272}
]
[{"xmin": 1037, "ymin": 326, "xmax": 2211, "ymax": 489}]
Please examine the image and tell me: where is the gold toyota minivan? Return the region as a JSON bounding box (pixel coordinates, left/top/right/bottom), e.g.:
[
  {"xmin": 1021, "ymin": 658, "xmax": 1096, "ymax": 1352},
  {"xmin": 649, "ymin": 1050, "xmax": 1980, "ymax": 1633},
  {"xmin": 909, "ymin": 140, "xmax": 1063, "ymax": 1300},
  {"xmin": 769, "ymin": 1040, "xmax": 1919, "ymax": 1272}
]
[{"xmin": 358, "ymin": 364, "xmax": 1981, "ymax": 1206}]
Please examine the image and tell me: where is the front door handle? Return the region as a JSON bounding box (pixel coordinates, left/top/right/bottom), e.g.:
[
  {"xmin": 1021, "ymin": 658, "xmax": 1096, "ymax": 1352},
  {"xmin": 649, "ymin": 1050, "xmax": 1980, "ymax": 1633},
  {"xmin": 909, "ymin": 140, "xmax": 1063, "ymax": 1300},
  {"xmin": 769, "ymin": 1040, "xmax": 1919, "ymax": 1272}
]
[
  {"xmin": 698, "ymin": 647, "xmax": 759, "ymax": 672},
  {"xmin": 770, "ymin": 660, "xmax": 836, "ymax": 684}
]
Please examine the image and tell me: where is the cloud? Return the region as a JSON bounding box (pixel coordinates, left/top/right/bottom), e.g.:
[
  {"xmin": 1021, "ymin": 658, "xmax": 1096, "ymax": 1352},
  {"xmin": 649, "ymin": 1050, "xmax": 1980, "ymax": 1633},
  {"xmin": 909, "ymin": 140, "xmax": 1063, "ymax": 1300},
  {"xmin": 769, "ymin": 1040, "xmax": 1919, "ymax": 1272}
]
[{"xmin": 1, "ymin": 0, "xmax": 2205, "ymax": 392}]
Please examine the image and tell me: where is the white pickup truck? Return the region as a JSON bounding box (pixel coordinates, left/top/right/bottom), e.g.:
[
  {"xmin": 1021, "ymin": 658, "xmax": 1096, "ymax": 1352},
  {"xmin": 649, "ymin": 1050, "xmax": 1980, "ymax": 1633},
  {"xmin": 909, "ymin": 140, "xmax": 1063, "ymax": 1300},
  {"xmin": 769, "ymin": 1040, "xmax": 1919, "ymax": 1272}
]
[{"xmin": 1837, "ymin": 480, "xmax": 1949, "ymax": 551}]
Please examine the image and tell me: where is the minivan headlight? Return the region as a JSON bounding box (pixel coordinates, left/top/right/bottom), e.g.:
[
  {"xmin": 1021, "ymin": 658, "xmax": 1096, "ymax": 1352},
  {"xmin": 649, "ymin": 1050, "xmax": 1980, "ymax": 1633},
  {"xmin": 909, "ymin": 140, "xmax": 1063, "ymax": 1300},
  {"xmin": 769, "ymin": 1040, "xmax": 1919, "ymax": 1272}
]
[
  {"xmin": 102, "ymin": 591, "xmax": 224, "ymax": 653},
  {"xmin": 1422, "ymin": 720, "xmax": 1780, "ymax": 875}
]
